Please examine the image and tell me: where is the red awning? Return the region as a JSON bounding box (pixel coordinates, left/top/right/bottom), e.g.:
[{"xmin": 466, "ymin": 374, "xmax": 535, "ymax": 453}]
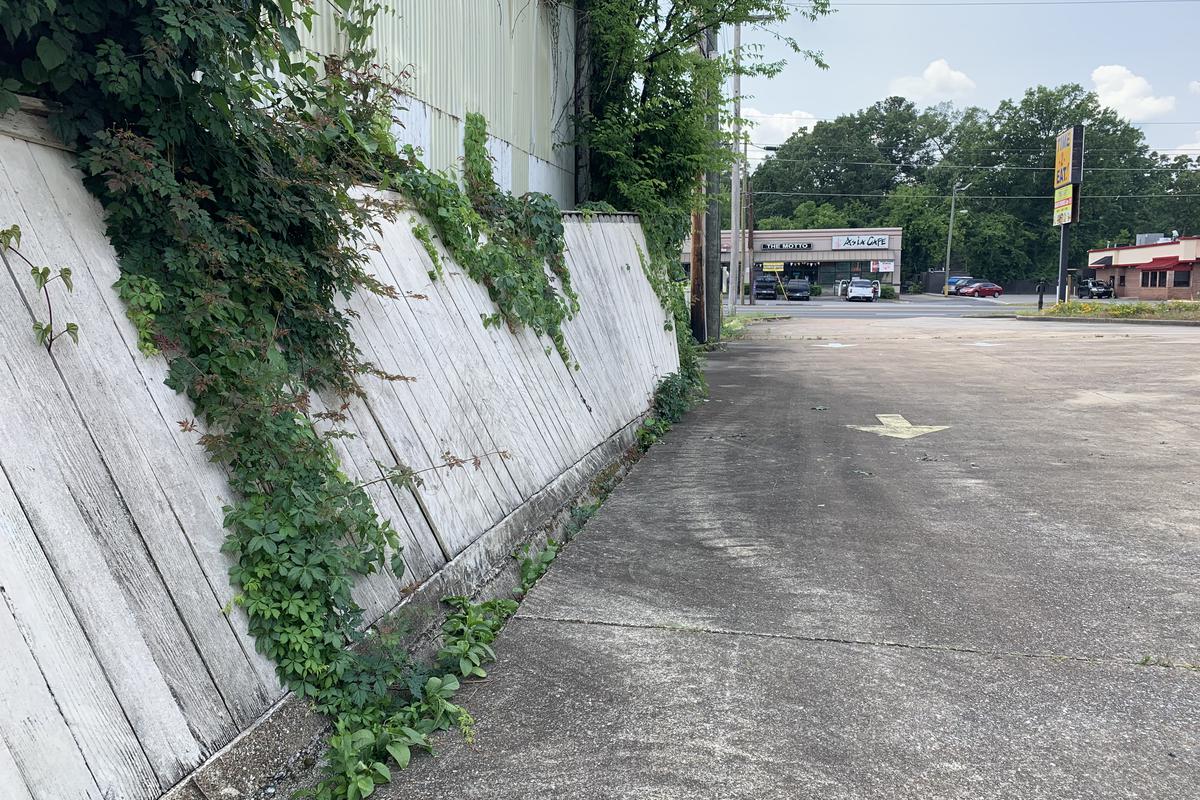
[{"xmin": 1134, "ymin": 256, "xmax": 1193, "ymax": 270}]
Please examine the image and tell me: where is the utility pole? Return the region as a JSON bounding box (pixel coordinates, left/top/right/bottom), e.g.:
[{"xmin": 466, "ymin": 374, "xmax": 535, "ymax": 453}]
[
  {"xmin": 742, "ymin": 139, "xmax": 754, "ymax": 307},
  {"xmin": 942, "ymin": 181, "xmax": 971, "ymax": 295},
  {"xmin": 726, "ymin": 22, "xmax": 742, "ymax": 319},
  {"xmin": 688, "ymin": 27, "xmax": 710, "ymax": 343},
  {"xmin": 703, "ymin": 25, "xmax": 721, "ymax": 340},
  {"xmin": 573, "ymin": 0, "xmax": 591, "ymax": 206},
  {"xmin": 690, "ymin": 183, "xmax": 706, "ymax": 342}
]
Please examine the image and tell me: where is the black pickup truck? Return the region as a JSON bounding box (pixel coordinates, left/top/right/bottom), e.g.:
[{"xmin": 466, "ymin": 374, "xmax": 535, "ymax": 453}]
[{"xmin": 753, "ymin": 274, "xmax": 779, "ymax": 300}]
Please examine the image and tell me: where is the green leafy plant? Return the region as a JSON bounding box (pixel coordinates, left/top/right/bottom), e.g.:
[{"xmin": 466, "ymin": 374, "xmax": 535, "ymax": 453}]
[
  {"xmin": 562, "ymin": 502, "xmax": 599, "ymax": 541},
  {"xmin": 410, "ymin": 222, "xmax": 443, "ymax": 280},
  {"xmin": 636, "ymin": 416, "xmax": 671, "ymax": 451},
  {"xmin": 309, "ymin": 593, "xmax": 517, "ymax": 799},
  {"xmin": 437, "ymin": 595, "xmax": 516, "ymax": 678},
  {"xmin": 2, "ymin": 224, "xmax": 80, "ymax": 351},
  {"xmin": 879, "ymin": 284, "xmax": 897, "ymax": 300},
  {"xmin": 514, "ymin": 539, "xmax": 560, "ymax": 598},
  {"xmin": 113, "ymin": 273, "xmax": 165, "ymax": 355},
  {"xmin": 635, "ymin": 369, "xmax": 705, "ymax": 451}
]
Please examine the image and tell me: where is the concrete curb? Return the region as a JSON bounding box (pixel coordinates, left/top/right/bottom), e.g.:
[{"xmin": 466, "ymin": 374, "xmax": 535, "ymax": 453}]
[{"xmin": 1015, "ymin": 315, "xmax": 1200, "ymax": 327}]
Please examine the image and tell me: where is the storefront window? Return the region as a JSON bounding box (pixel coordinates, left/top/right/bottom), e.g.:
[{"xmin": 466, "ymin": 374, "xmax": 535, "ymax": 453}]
[
  {"xmin": 1174, "ymin": 270, "xmax": 1191, "ymax": 287},
  {"xmin": 1141, "ymin": 270, "xmax": 1168, "ymax": 288}
]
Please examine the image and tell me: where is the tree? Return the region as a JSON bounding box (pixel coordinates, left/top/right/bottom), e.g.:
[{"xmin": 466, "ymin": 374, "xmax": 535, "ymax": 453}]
[
  {"xmin": 748, "ymin": 83, "xmax": 1200, "ymax": 283},
  {"xmin": 750, "ymin": 97, "xmax": 951, "ymax": 220},
  {"xmin": 579, "ymin": 0, "xmax": 832, "ymax": 257}
]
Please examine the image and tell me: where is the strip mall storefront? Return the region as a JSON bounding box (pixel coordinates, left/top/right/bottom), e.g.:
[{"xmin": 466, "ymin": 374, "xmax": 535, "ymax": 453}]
[
  {"xmin": 1088, "ymin": 237, "xmax": 1200, "ymax": 300},
  {"xmin": 682, "ymin": 227, "xmax": 903, "ymax": 288}
]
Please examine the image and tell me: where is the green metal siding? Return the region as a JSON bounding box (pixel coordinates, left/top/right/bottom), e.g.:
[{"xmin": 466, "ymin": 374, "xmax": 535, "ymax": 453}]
[{"xmin": 301, "ymin": 0, "xmax": 574, "ymax": 196}]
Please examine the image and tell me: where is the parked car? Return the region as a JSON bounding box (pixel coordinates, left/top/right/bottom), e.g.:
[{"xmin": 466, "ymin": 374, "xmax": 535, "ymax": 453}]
[
  {"xmin": 946, "ymin": 276, "xmax": 975, "ymax": 293},
  {"xmin": 784, "ymin": 278, "xmax": 811, "ymax": 301},
  {"xmin": 753, "ymin": 274, "xmax": 778, "ymax": 300},
  {"xmin": 959, "ymin": 281, "xmax": 1003, "ymax": 298},
  {"xmin": 953, "ymin": 279, "xmax": 988, "ymax": 295},
  {"xmin": 1078, "ymin": 278, "xmax": 1114, "ymax": 299},
  {"xmin": 845, "ymin": 278, "xmax": 876, "ymax": 302}
]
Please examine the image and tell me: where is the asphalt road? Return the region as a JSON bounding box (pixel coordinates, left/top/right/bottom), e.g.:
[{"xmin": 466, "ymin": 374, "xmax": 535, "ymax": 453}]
[
  {"xmin": 739, "ymin": 293, "xmax": 1058, "ymax": 319},
  {"xmin": 379, "ymin": 315, "xmax": 1200, "ymax": 799}
]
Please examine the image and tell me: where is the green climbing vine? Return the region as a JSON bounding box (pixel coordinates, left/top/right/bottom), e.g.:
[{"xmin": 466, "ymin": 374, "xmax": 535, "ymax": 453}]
[
  {"xmin": 394, "ymin": 113, "xmax": 577, "ymax": 363},
  {"xmin": 1, "ymin": 224, "xmax": 81, "ymax": 352},
  {"xmin": 0, "ymin": 1, "xmax": 576, "ymax": 798}
]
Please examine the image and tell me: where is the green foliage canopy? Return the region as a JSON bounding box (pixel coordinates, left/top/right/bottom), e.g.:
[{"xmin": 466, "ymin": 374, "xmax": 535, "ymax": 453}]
[{"xmin": 751, "ymin": 86, "xmax": 1200, "ymax": 284}]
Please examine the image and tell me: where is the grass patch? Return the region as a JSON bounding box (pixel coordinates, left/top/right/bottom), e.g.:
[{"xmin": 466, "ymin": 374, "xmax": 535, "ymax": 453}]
[
  {"xmin": 722, "ymin": 311, "xmax": 787, "ymax": 340},
  {"xmin": 1027, "ymin": 300, "xmax": 1200, "ymax": 320}
]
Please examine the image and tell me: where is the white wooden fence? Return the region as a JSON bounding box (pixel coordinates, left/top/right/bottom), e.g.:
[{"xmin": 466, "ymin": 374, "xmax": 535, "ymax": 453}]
[{"xmin": 0, "ymin": 118, "xmax": 677, "ymax": 800}]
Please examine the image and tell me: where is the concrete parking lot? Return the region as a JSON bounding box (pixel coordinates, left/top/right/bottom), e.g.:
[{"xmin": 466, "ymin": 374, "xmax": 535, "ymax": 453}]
[{"xmin": 379, "ymin": 315, "xmax": 1200, "ymax": 799}]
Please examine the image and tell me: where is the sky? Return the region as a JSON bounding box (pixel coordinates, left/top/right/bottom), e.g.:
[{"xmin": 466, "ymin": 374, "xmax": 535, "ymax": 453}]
[{"xmin": 734, "ymin": 0, "xmax": 1200, "ymax": 168}]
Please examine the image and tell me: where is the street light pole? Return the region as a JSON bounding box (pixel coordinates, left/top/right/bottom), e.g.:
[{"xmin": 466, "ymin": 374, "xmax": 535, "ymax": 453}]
[
  {"xmin": 942, "ymin": 181, "xmax": 971, "ymax": 296},
  {"xmin": 726, "ymin": 22, "xmax": 742, "ymax": 319}
]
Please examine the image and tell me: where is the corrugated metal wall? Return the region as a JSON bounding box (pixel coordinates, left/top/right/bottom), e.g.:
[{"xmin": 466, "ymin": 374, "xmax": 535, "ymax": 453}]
[{"xmin": 302, "ymin": 0, "xmax": 575, "ymax": 205}]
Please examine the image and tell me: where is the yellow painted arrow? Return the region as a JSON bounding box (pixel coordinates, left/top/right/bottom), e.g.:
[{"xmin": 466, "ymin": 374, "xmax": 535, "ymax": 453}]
[{"xmin": 847, "ymin": 414, "xmax": 949, "ymax": 440}]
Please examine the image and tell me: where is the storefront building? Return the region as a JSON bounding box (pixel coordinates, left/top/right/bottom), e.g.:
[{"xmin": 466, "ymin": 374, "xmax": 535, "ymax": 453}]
[
  {"xmin": 682, "ymin": 227, "xmax": 903, "ymax": 288},
  {"xmin": 1088, "ymin": 237, "xmax": 1200, "ymax": 300}
]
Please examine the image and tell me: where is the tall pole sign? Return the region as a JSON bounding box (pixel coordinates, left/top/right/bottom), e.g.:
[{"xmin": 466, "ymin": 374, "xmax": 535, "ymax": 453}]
[{"xmin": 1053, "ymin": 125, "xmax": 1084, "ymax": 302}]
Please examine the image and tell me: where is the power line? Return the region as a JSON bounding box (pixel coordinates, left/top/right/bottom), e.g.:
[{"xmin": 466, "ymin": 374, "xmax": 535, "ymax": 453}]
[
  {"xmin": 755, "ymin": 190, "xmax": 1200, "ymax": 199},
  {"xmin": 743, "ymin": 111, "xmax": 1200, "ymax": 126},
  {"xmin": 750, "ymin": 141, "xmax": 1200, "ymax": 154},
  {"xmin": 754, "ymin": 157, "xmax": 1199, "ymax": 172},
  {"xmin": 787, "ymin": 0, "xmax": 1200, "ymax": 6}
]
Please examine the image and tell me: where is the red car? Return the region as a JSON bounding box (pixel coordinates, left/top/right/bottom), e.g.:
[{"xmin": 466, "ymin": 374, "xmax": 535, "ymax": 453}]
[{"xmin": 960, "ymin": 281, "xmax": 1003, "ymax": 298}]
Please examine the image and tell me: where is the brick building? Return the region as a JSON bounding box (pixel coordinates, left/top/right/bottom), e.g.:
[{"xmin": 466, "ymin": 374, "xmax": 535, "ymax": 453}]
[{"xmin": 1087, "ymin": 237, "xmax": 1200, "ymax": 300}]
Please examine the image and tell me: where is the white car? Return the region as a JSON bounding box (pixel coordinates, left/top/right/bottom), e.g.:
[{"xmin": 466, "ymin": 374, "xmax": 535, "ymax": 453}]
[{"xmin": 844, "ymin": 278, "xmax": 876, "ymax": 302}]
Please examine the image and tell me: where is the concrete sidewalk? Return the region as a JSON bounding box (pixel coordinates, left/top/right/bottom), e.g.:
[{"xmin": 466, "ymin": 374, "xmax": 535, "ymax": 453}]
[{"xmin": 380, "ymin": 317, "xmax": 1200, "ymax": 799}]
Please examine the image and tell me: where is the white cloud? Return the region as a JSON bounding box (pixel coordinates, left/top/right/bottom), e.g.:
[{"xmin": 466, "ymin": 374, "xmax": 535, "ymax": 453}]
[
  {"xmin": 742, "ymin": 108, "xmax": 818, "ymax": 146},
  {"xmin": 1190, "ymin": 80, "xmax": 1200, "ymax": 95},
  {"xmin": 741, "ymin": 108, "xmax": 819, "ymax": 169},
  {"xmin": 1176, "ymin": 130, "xmax": 1200, "ymax": 151},
  {"xmin": 887, "ymin": 59, "xmax": 976, "ymax": 103},
  {"xmin": 1091, "ymin": 65, "xmax": 1175, "ymax": 119}
]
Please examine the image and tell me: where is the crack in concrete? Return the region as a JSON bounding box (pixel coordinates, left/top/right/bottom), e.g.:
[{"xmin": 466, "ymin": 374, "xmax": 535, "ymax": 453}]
[{"xmin": 515, "ymin": 613, "xmax": 1200, "ymax": 674}]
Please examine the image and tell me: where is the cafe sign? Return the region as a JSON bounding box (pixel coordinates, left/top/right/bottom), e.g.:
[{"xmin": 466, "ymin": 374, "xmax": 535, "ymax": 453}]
[{"xmin": 832, "ymin": 234, "xmax": 890, "ymax": 250}]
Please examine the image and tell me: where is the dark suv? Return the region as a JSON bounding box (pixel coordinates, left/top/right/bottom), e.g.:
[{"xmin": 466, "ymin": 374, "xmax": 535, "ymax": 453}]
[
  {"xmin": 1078, "ymin": 278, "xmax": 1114, "ymax": 299},
  {"xmin": 785, "ymin": 278, "xmax": 811, "ymax": 301},
  {"xmin": 753, "ymin": 274, "xmax": 778, "ymax": 300}
]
